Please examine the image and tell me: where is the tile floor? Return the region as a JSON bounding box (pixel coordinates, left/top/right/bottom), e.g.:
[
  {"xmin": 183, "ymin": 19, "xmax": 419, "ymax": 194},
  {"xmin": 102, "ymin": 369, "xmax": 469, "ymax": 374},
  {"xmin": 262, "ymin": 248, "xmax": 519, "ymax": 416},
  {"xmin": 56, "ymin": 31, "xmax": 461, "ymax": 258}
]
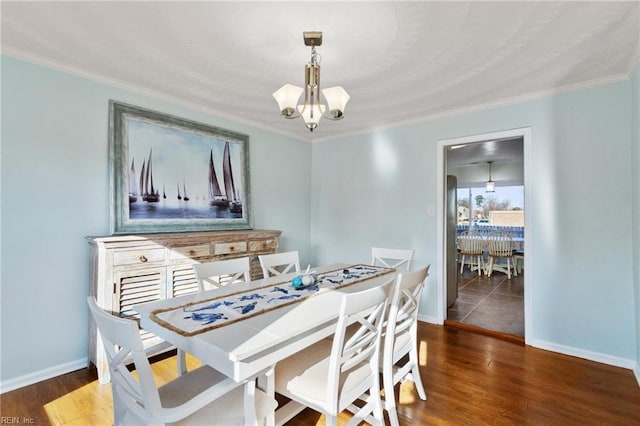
[{"xmin": 447, "ymin": 266, "xmax": 524, "ymax": 337}]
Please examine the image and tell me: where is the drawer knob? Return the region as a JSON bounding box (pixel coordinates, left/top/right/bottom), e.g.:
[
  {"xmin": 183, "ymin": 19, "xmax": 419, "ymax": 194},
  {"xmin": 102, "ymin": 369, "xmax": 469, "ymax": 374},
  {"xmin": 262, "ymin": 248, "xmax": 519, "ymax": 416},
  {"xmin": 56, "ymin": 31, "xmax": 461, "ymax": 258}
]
[
  {"xmin": 139, "ymin": 255, "xmax": 148, "ymax": 263},
  {"xmin": 189, "ymin": 250, "xmax": 196, "ymax": 256}
]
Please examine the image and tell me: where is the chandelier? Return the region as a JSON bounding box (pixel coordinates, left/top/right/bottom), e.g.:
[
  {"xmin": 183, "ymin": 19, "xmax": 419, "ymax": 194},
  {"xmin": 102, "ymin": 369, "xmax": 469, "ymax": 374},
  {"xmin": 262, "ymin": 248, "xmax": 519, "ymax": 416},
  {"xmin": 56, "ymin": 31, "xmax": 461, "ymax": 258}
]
[
  {"xmin": 272, "ymin": 31, "xmax": 350, "ymax": 132},
  {"xmin": 485, "ymin": 161, "xmax": 496, "ymax": 193}
]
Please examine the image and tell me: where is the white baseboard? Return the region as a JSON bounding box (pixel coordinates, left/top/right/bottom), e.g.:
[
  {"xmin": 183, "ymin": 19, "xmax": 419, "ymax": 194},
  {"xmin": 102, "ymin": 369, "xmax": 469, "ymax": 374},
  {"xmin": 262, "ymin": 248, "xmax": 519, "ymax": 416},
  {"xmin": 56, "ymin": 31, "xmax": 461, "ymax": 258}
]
[
  {"xmin": 418, "ymin": 320, "xmax": 638, "ymax": 379},
  {"xmin": 0, "ymin": 357, "xmax": 88, "ymax": 394},
  {"xmin": 529, "ymin": 338, "xmax": 636, "ymax": 370},
  {"xmin": 417, "ymin": 314, "xmax": 441, "ymax": 324}
]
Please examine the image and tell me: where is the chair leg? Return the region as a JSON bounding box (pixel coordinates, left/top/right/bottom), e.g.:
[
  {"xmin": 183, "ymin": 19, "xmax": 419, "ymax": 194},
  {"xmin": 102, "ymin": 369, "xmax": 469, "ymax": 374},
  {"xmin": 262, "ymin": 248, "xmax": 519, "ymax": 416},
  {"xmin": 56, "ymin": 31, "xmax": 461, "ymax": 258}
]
[
  {"xmin": 371, "ymin": 378, "xmax": 385, "ymax": 426},
  {"xmin": 409, "ymin": 347, "xmax": 427, "ymax": 401},
  {"xmin": 387, "ymin": 405, "xmax": 400, "ymax": 426},
  {"xmin": 459, "ymin": 254, "xmax": 466, "ymax": 274},
  {"xmin": 177, "ymin": 349, "xmax": 187, "ymax": 376},
  {"xmin": 326, "ymin": 416, "xmax": 338, "ymax": 426},
  {"xmin": 383, "ymin": 361, "xmax": 399, "ymax": 426}
]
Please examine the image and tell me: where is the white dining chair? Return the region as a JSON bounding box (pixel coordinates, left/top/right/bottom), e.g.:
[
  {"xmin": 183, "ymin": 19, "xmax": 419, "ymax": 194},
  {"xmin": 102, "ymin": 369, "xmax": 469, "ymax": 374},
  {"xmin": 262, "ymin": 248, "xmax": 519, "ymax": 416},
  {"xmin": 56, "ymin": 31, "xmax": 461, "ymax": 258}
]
[
  {"xmin": 177, "ymin": 257, "xmax": 253, "ymax": 375},
  {"xmin": 192, "ymin": 257, "xmax": 251, "ymax": 292},
  {"xmin": 258, "ymin": 251, "xmax": 300, "ymax": 278},
  {"xmin": 381, "ymin": 266, "xmax": 430, "ymax": 426},
  {"xmin": 274, "ymin": 279, "xmax": 394, "ymax": 426},
  {"xmin": 486, "ymin": 231, "xmax": 517, "ymax": 279},
  {"xmin": 87, "ymin": 297, "xmax": 277, "ymax": 426},
  {"xmin": 457, "ymin": 230, "xmax": 485, "ymax": 275},
  {"xmin": 371, "ymin": 247, "xmax": 414, "ymax": 271}
]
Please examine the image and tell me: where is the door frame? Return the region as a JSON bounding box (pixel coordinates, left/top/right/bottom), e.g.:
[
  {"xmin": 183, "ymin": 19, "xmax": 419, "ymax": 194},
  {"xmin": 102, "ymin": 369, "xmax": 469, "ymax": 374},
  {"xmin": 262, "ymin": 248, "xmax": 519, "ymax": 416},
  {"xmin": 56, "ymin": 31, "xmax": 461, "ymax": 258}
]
[{"xmin": 436, "ymin": 127, "xmax": 532, "ymax": 343}]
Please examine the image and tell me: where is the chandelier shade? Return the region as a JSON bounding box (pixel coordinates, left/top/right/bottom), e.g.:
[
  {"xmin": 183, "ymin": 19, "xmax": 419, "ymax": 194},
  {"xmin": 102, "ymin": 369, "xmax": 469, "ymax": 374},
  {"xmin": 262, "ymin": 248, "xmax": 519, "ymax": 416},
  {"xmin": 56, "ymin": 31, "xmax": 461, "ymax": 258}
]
[
  {"xmin": 297, "ymin": 103, "xmax": 326, "ymax": 131},
  {"xmin": 272, "ymin": 84, "xmax": 304, "ymax": 118},
  {"xmin": 322, "ymin": 86, "xmax": 350, "ymax": 119},
  {"xmin": 273, "ymin": 31, "xmax": 350, "ymax": 132}
]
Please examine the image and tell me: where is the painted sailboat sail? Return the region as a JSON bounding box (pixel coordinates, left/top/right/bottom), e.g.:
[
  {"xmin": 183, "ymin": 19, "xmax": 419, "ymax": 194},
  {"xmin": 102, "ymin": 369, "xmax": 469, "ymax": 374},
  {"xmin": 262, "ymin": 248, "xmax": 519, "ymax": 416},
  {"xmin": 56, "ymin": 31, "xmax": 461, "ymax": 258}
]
[
  {"xmin": 129, "ymin": 159, "xmax": 137, "ymax": 202},
  {"xmin": 223, "ymin": 141, "xmax": 242, "ymax": 214},
  {"xmin": 209, "ymin": 149, "xmax": 228, "ymax": 207},
  {"xmin": 143, "ymin": 149, "xmax": 159, "ymax": 202}
]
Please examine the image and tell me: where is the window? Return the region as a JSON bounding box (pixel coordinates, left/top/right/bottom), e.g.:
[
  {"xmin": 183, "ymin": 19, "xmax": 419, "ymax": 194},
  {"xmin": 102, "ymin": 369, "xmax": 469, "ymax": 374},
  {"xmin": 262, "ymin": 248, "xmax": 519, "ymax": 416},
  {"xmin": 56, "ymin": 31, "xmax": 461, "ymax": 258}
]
[{"xmin": 457, "ymin": 186, "xmax": 524, "ymax": 226}]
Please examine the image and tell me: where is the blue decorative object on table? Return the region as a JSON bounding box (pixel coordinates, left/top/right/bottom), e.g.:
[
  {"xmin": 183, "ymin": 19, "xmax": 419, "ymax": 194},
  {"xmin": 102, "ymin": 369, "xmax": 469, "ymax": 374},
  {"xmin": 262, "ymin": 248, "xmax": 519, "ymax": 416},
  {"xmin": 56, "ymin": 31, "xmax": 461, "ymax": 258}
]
[{"xmin": 291, "ymin": 273, "xmax": 317, "ymax": 289}]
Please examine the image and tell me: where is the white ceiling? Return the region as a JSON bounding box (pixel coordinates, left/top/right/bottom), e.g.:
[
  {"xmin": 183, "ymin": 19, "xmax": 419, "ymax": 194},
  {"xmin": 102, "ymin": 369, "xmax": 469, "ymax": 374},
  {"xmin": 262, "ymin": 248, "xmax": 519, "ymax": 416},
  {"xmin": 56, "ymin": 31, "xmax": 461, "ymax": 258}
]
[{"xmin": 2, "ymin": 1, "xmax": 639, "ymax": 143}]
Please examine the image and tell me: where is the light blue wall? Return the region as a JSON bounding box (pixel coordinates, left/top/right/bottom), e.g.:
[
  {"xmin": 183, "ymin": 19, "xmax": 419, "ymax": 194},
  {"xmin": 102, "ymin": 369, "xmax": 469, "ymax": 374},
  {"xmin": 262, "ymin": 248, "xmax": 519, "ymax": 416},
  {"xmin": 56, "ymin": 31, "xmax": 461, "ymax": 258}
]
[
  {"xmin": 311, "ymin": 81, "xmax": 636, "ymax": 361},
  {"xmin": 0, "ymin": 56, "xmax": 311, "ymax": 383},
  {"xmin": 2, "ymin": 53, "xmax": 637, "ymax": 385}
]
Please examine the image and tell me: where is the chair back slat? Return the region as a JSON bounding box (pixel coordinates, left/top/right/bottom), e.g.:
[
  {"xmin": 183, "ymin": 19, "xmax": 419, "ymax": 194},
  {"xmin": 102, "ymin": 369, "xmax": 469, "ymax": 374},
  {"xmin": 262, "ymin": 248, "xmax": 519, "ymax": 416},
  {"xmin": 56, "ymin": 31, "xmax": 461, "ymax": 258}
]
[
  {"xmin": 87, "ymin": 297, "xmax": 163, "ymax": 421},
  {"xmin": 371, "ymin": 247, "xmax": 414, "ymax": 271},
  {"xmin": 487, "ymin": 231, "xmax": 514, "ymax": 256},
  {"xmin": 326, "ymin": 279, "xmax": 393, "ymax": 406},
  {"xmin": 192, "ymin": 257, "xmax": 251, "ymax": 292},
  {"xmin": 458, "ymin": 231, "xmax": 485, "ymax": 255},
  {"xmin": 258, "ymin": 251, "xmax": 301, "ymax": 277}
]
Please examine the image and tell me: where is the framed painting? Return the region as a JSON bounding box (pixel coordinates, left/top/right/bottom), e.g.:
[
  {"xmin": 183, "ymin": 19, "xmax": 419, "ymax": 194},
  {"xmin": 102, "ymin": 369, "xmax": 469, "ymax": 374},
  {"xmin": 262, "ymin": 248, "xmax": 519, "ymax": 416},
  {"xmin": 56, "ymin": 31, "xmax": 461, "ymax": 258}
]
[{"xmin": 109, "ymin": 101, "xmax": 252, "ymax": 234}]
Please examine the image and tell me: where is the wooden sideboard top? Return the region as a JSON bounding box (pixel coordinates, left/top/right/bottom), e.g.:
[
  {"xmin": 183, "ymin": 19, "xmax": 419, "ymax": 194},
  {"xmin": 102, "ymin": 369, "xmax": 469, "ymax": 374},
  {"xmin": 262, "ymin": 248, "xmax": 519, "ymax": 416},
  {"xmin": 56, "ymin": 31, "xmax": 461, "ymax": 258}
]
[{"xmin": 86, "ymin": 229, "xmax": 282, "ymax": 244}]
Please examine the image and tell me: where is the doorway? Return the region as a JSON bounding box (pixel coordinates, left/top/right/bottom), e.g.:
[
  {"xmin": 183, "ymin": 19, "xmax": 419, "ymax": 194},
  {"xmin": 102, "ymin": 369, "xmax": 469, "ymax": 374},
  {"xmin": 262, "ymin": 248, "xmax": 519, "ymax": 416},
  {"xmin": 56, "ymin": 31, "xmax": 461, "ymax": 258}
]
[{"xmin": 436, "ymin": 128, "xmax": 532, "ymax": 343}]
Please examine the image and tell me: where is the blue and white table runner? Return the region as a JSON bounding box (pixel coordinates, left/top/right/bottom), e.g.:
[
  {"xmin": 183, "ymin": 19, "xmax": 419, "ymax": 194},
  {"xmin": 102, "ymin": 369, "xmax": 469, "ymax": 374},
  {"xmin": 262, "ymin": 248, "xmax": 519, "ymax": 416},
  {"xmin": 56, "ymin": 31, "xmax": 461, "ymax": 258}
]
[{"xmin": 150, "ymin": 264, "xmax": 394, "ymax": 336}]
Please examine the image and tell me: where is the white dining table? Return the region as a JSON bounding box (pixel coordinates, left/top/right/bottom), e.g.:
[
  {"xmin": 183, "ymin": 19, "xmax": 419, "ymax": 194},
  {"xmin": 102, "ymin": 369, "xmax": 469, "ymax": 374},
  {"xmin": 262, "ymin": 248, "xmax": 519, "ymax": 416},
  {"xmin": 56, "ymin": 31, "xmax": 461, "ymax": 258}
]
[{"xmin": 134, "ymin": 263, "xmax": 397, "ymax": 425}]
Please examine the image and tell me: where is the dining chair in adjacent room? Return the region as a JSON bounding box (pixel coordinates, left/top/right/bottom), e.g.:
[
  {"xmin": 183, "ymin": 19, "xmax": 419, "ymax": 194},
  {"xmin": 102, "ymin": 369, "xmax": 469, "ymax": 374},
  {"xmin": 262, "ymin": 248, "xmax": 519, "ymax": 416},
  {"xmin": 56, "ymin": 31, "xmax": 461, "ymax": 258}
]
[
  {"xmin": 176, "ymin": 256, "xmax": 253, "ymax": 375},
  {"xmin": 457, "ymin": 230, "xmax": 485, "ymax": 276},
  {"xmin": 192, "ymin": 256, "xmax": 251, "ymax": 292},
  {"xmin": 258, "ymin": 251, "xmax": 300, "ymax": 278},
  {"xmin": 381, "ymin": 266, "xmax": 430, "ymax": 426},
  {"xmin": 371, "ymin": 247, "xmax": 414, "ymax": 271},
  {"xmin": 87, "ymin": 297, "xmax": 277, "ymax": 426},
  {"xmin": 486, "ymin": 230, "xmax": 517, "ymax": 279},
  {"xmin": 513, "ymin": 248, "xmax": 524, "ymax": 275},
  {"xmin": 274, "ymin": 279, "xmax": 394, "ymax": 426}
]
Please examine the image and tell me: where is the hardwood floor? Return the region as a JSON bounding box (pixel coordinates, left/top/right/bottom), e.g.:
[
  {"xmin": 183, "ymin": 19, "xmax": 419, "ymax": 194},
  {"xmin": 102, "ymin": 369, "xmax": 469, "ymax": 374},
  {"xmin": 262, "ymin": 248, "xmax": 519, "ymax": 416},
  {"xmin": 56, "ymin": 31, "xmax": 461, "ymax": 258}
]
[{"xmin": 1, "ymin": 322, "xmax": 639, "ymax": 425}]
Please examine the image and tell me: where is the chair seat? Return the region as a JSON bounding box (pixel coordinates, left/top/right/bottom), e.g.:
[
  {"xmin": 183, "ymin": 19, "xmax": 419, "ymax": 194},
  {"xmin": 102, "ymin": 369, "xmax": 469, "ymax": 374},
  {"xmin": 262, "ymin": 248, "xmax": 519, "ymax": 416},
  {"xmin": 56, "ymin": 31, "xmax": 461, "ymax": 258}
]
[
  {"xmin": 275, "ymin": 339, "xmax": 372, "ymax": 411},
  {"xmin": 121, "ymin": 366, "xmax": 277, "ymax": 425}
]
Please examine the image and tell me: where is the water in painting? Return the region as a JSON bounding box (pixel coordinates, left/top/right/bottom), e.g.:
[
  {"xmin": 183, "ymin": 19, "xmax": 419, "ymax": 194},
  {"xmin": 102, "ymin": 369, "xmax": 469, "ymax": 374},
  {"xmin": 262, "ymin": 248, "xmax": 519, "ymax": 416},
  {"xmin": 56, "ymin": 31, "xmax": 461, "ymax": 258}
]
[{"xmin": 126, "ymin": 118, "xmax": 244, "ymax": 220}]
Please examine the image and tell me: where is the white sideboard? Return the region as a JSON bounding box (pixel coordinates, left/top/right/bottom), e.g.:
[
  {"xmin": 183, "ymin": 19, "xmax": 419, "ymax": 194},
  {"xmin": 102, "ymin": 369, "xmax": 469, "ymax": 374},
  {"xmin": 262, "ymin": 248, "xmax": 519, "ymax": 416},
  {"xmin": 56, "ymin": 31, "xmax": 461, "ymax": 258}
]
[{"xmin": 87, "ymin": 229, "xmax": 281, "ymax": 383}]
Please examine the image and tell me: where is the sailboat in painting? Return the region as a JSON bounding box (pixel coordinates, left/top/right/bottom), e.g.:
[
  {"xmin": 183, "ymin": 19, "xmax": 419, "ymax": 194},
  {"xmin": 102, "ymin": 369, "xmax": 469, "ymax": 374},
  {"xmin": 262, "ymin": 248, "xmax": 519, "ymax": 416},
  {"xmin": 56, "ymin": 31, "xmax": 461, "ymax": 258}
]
[
  {"xmin": 141, "ymin": 149, "xmax": 159, "ymax": 202},
  {"xmin": 209, "ymin": 149, "xmax": 229, "ymax": 207},
  {"xmin": 183, "ymin": 180, "xmax": 190, "ymax": 201},
  {"xmin": 129, "ymin": 158, "xmax": 138, "ymax": 202},
  {"xmin": 223, "ymin": 141, "xmax": 242, "ymax": 214}
]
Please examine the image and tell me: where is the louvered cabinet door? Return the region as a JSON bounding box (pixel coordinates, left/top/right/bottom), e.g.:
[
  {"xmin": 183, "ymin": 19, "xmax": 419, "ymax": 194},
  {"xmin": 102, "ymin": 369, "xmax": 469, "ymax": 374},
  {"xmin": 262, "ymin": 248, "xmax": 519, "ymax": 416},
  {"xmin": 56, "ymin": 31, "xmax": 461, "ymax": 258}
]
[
  {"xmin": 113, "ymin": 267, "xmax": 167, "ymax": 346},
  {"xmin": 168, "ymin": 264, "xmax": 199, "ymax": 297}
]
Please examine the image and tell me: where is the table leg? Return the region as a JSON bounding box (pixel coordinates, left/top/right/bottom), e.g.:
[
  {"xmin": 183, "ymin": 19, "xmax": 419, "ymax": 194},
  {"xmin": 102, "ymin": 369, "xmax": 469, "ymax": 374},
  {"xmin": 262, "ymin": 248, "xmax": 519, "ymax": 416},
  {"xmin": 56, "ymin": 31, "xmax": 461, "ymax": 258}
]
[{"xmin": 257, "ymin": 367, "xmax": 275, "ymax": 426}]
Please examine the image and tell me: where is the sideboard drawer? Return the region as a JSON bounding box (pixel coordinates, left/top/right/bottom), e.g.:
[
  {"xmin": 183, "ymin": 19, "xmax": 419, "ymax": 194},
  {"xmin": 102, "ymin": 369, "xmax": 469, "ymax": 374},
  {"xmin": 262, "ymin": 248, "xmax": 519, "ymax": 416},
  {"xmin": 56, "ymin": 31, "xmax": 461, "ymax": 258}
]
[
  {"xmin": 249, "ymin": 239, "xmax": 277, "ymax": 252},
  {"xmin": 170, "ymin": 244, "xmax": 210, "ymax": 260},
  {"xmin": 113, "ymin": 248, "xmax": 165, "ymax": 266},
  {"xmin": 214, "ymin": 241, "xmax": 247, "ymax": 255}
]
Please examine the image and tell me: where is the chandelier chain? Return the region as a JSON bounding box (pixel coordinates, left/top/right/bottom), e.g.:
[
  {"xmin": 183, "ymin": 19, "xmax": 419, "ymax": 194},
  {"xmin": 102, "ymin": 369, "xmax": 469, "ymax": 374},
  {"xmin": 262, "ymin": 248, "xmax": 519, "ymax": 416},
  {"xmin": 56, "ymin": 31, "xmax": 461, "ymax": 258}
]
[{"xmin": 310, "ymin": 46, "xmax": 322, "ymax": 65}]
